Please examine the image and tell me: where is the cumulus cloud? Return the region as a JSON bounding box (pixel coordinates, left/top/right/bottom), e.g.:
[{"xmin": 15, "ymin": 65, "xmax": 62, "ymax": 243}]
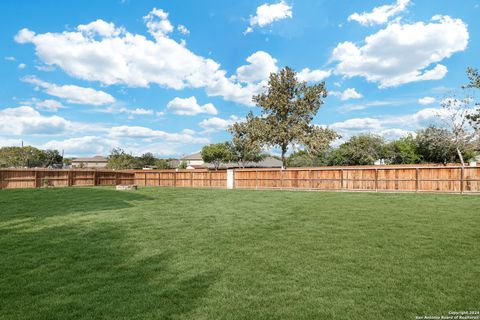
[
  {"xmin": 236, "ymin": 51, "xmax": 278, "ymax": 83},
  {"xmin": 15, "ymin": 8, "xmax": 263, "ymax": 106},
  {"xmin": 18, "ymin": 63, "xmax": 26, "ymax": 69},
  {"xmin": 166, "ymin": 96, "xmax": 218, "ymax": 116},
  {"xmin": 23, "ymin": 76, "xmax": 115, "ymax": 106},
  {"xmin": 418, "ymin": 96, "xmax": 436, "ymax": 105},
  {"xmin": 0, "ymin": 106, "xmax": 71, "ymax": 135},
  {"xmin": 331, "ymin": 88, "xmax": 363, "ymax": 101},
  {"xmin": 245, "ymin": 1, "xmax": 292, "ymax": 34},
  {"xmin": 348, "ymin": 0, "xmax": 410, "ymax": 26},
  {"xmin": 177, "ymin": 24, "xmax": 189, "ymax": 35},
  {"xmin": 24, "ymin": 99, "xmax": 67, "ymax": 112},
  {"xmin": 297, "ymin": 68, "xmax": 331, "ymax": 82},
  {"xmin": 327, "ymin": 106, "xmax": 448, "ymax": 141},
  {"xmin": 108, "ymin": 125, "xmax": 209, "ymax": 144},
  {"xmin": 331, "ymin": 16, "xmax": 469, "ymax": 88},
  {"xmin": 43, "ymin": 136, "xmax": 119, "ymax": 156},
  {"xmin": 199, "ymin": 115, "xmax": 240, "ymax": 133}
]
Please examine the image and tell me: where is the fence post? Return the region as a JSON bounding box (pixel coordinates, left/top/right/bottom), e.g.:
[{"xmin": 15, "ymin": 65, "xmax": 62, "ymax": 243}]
[
  {"xmin": 460, "ymin": 167, "xmax": 465, "ymax": 194},
  {"xmin": 375, "ymin": 169, "xmax": 378, "ymax": 192},
  {"xmin": 227, "ymin": 169, "xmax": 234, "ymax": 189},
  {"xmin": 415, "ymin": 168, "xmax": 419, "ymax": 192},
  {"xmin": 34, "ymin": 170, "xmax": 39, "ymax": 188},
  {"xmin": 255, "ymin": 170, "xmax": 259, "ymax": 189},
  {"xmin": 209, "ymin": 171, "xmax": 212, "ymax": 187},
  {"xmin": 340, "ymin": 169, "xmax": 344, "ymax": 191},
  {"xmin": 157, "ymin": 172, "xmax": 160, "ymax": 186},
  {"xmin": 0, "ymin": 170, "xmax": 3, "ymax": 190},
  {"xmin": 68, "ymin": 171, "xmax": 72, "ymax": 187},
  {"xmin": 309, "ymin": 170, "xmax": 313, "ymax": 190},
  {"xmin": 190, "ymin": 171, "xmax": 193, "ymax": 187},
  {"xmin": 93, "ymin": 171, "xmax": 97, "ymax": 186},
  {"xmin": 280, "ymin": 169, "xmax": 284, "ymax": 190},
  {"xmin": 174, "ymin": 171, "xmax": 177, "ymax": 187}
]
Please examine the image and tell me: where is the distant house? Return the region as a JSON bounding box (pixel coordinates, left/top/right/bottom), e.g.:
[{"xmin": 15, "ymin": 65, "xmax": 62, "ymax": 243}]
[
  {"xmin": 179, "ymin": 152, "xmax": 282, "ymax": 169},
  {"xmin": 180, "ymin": 152, "xmax": 205, "ymax": 169},
  {"xmin": 71, "ymin": 156, "xmax": 108, "ymax": 169}
]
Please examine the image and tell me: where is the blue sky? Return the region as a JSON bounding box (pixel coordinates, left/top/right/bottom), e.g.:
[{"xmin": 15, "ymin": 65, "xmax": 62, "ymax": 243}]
[{"xmin": 0, "ymin": 0, "xmax": 478, "ymax": 157}]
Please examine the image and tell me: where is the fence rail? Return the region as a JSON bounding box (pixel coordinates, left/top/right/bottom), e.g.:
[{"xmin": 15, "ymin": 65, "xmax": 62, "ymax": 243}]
[{"xmin": 1, "ymin": 166, "xmax": 479, "ymax": 193}]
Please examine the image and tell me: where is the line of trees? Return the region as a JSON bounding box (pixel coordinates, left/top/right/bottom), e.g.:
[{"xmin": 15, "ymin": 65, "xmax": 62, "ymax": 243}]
[
  {"xmin": 203, "ymin": 66, "xmax": 479, "ymax": 169},
  {"xmin": 106, "ymin": 148, "xmax": 173, "ymax": 170},
  {"xmin": 0, "ymin": 146, "xmax": 64, "ymax": 168}
]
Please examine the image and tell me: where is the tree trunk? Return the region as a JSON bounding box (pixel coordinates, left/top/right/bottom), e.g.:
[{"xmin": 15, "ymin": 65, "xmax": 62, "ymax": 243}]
[
  {"xmin": 281, "ymin": 146, "xmax": 287, "ymax": 169},
  {"xmin": 456, "ymin": 147, "xmax": 465, "ymax": 167}
]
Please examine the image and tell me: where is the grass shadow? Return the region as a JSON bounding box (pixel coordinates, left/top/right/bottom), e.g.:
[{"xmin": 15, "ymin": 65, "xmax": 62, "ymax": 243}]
[{"xmin": 0, "ymin": 221, "xmax": 217, "ymax": 320}]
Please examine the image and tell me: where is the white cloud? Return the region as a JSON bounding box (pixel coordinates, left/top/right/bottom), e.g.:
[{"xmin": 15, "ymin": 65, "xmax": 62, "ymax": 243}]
[
  {"xmin": 331, "ymin": 88, "xmax": 363, "ymax": 101},
  {"xmin": 18, "ymin": 63, "xmax": 26, "ymax": 69},
  {"xmin": 245, "ymin": 1, "xmax": 292, "ymax": 34},
  {"xmin": 326, "ymin": 106, "xmax": 454, "ymax": 141},
  {"xmin": 23, "ymin": 76, "xmax": 115, "ymax": 106},
  {"xmin": 30, "ymin": 99, "xmax": 67, "ymax": 112},
  {"xmin": 418, "ymin": 96, "xmax": 436, "ymax": 105},
  {"xmin": 144, "ymin": 8, "xmax": 174, "ymax": 39},
  {"xmin": 77, "ymin": 19, "xmax": 124, "ymax": 37},
  {"xmin": 0, "ymin": 106, "xmax": 71, "ymax": 135},
  {"xmin": 297, "ymin": 68, "xmax": 331, "ymax": 82},
  {"xmin": 199, "ymin": 115, "xmax": 240, "ymax": 133},
  {"xmin": 4, "ymin": 56, "xmax": 16, "ymax": 61},
  {"xmin": 348, "ymin": 0, "xmax": 410, "ymax": 26},
  {"xmin": 166, "ymin": 96, "xmax": 218, "ymax": 116},
  {"xmin": 331, "ymin": 16, "xmax": 469, "ymax": 88},
  {"xmin": 235, "ymin": 51, "xmax": 278, "ymax": 83},
  {"xmin": 43, "ymin": 136, "xmax": 119, "ymax": 156},
  {"xmin": 108, "ymin": 125, "xmax": 208, "ymax": 144},
  {"xmin": 15, "ymin": 9, "xmax": 263, "ymax": 106},
  {"xmin": 177, "ymin": 24, "xmax": 189, "ymax": 35}
]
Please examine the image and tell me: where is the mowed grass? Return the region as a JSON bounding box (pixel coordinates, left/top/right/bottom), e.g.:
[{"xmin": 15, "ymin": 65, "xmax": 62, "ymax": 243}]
[{"xmin": 0, "ymin": 187, "xmax": 479, "ymax": 320}]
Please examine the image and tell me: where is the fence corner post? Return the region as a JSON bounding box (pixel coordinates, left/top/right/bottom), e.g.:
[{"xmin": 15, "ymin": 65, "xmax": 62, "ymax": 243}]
[
  {"xmin": 460, "ymin": 166, "xmax": 465, "ymax": 194},
  {"xmin": 227, "ymin": 169, "xmax": 235, "ymax": 189}
]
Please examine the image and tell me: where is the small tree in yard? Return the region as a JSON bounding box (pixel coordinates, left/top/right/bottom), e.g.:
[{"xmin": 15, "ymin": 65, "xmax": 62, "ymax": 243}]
[
  {"xmin": 201, "ymin": 143, "xmax": 231, "ymax": 170},
  {"xmin": 227, "ymin": 112, "xmax": 266, "ymax": 168},
  {"xmin": 232, "ymin": 66, "xmax": 337, "ymax": 168}
]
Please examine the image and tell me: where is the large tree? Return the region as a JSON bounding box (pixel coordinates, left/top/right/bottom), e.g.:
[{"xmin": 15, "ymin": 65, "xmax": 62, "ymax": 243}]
[
  {"xmin": 238, "ymin": 66, "xmax": 337, "ymax": 168},
  {"xmin": 106, "ymin": 148, "xmax": 137, "ymax": 170},
  {"xmin": 387, "ymin": 134, "xmax": 421, "ymax": 164}
]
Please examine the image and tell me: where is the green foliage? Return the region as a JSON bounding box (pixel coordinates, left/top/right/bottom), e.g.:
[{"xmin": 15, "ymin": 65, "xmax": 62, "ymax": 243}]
[
  {"xmin": 249, "ymin": 66, "xmax": 337, "ymax": 167},
  {"xmin": 201, "ymin": 143, "xmax": 231, "ymax": 170},
  {"xmin": 0, "ymin": 146, "xmax": 63, "ymax": 168},
  {"xmin": 135, "ymin": 152, "xmax": 156, "ymax": 168},
  {"xmin": 177, "ymin": 160, "xmax": 188, "ymax": 169},
  {"xmin": 328, "ymin": 134, "xmax": 388, "ymax": 166},
  {"xmin": 387, "ymin": 134, "xmax": 421, "ymax": 164},
  {"xmin": 227, "ymin": 112, "xmax": 266, "ymax": 168},
  {"xmin": 154, "ymin": 159, "xmax": 172, "ymax": 169},
  {"xmin": 107, "ymin": 148, "xmax": 137, "ymax": 170},
  {"xmin": 415, "ymin": 126, "xmax": 458, "ymax": 164},
  {"xmin": 287, "ymin": 150, "xmax": 329, "ymax": 167}
]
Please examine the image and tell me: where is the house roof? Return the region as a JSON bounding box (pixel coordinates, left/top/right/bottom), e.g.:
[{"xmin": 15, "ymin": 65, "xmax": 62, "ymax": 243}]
[
  {"xmin": 72, "ymin": 156, "xmax": 108, "ymax": 162},
  {"xmin": 181, "ymin": 152, "xmax": 203, "ymax": 160},
  {"xmin": 205, "ymin": 156, "xmax": 282, "ymax": 169}
]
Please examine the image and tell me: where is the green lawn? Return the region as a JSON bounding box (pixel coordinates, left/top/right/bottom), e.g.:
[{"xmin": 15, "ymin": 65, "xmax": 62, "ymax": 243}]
[{"xmin": 0, "ymin": 187, "xmax": 479, "ymax": 320}]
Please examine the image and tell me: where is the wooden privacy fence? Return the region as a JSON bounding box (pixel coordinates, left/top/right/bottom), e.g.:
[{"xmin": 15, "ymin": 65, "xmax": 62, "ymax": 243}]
[
  {"xmin": 0, "ymin": 169, "xmax": 135, "ymax": 189},
  {"xmin": 234, "ymin": 166, "xmax": 480, "ymax": 193},
  {"xmin": 131, "ymin": 170, "xmax": 227, "ymax": 188},
  {"xmin": 1, "ymin": 166, "xmax": 480, "ymax": 193}
]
